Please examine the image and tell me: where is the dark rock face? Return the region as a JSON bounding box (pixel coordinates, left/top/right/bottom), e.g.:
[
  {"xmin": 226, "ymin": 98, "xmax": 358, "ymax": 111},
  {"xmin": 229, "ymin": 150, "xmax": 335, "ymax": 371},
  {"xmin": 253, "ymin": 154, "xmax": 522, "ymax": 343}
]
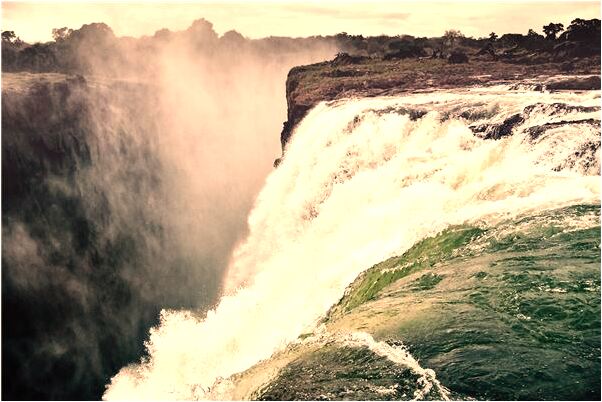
[
  {"xmin": 2, "ymin": 76, "xmax": 152, "ymax": 400},
  {"xmin": 469, "ymin": 102, "xmax": 600, "ymax": 142},
  {"xmin": 369, "ymin": 106, "xmax": 428, "ymax": 120},
  {"xmin": 278, "ymin": 67, "xmax": 315, "ymax": 153},
  {"xmin": 2, "ymin": 77, "xmax": 92, "ymax": 201},
  {"xmin": 522, "ymin": 102, "xmax": 600, "ymax": 117},
  {"xmin": 1, "ymin": 75, "xmax": 219, "ymax": 400},
  {"xmin": 470, "ymin": 113, "xmax": 524, "ymax": 140},
  {"xmin": 3, "ymin": 77, "xmax": 123, "ymax": 399},
  {"xmin": 526, "ymin": 118, "xmax": 601, "ymax": 140}
]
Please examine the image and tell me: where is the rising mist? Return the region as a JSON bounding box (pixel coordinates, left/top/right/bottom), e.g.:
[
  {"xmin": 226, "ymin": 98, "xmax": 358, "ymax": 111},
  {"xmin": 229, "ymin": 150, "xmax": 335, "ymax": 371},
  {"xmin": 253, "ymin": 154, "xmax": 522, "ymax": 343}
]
[{"xmin": 1, "ymin": 18, "xmax": 336, "ymax": 399}]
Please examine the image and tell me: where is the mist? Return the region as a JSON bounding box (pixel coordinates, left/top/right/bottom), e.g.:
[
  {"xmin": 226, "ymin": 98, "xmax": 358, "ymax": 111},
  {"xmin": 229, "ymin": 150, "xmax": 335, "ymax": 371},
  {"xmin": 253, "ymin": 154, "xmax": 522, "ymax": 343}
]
[{"xmin": 1, "ymin": 18, "xmax": 336, "ymax": 399}]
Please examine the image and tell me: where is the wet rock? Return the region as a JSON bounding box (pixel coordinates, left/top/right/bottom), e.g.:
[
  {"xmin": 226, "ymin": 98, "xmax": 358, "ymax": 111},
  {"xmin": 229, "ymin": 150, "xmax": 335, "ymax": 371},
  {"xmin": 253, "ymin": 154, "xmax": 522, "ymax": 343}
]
[
  {"xmin": 546, "ymin": 75, "xmax": 600, "ymax": 90},
  {"xmin": 2, "ymin": 73, "xmax": 205, "ymax": 400},
  {"xmin": 470, "ymin": 113, "xmax": 524, "ymax": 140},
  {"xmin": 526, "ymin": 118, "xmax": 600, "ymax": 140},
  {"xmin": 522, "ymin": 102, "xmax": 600, "ymax": 117},
  {"xmin": 370, "ymin": 106, "xmax": 428, "ymax": 120},
  {"xmin": 554, "ymin": 140, "xmax": 601, "ymax": 175},
  {"xmin": 508, "ymin": 83, "xmax": 545, "ymax": 91}
]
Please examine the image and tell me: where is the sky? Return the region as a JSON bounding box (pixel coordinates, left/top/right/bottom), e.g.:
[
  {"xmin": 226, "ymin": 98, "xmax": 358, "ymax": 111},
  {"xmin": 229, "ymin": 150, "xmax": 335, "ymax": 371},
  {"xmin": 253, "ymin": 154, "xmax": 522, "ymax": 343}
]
[{"xmin": 1, "ymin": 0, "xmax": 600, "ymax": 43}]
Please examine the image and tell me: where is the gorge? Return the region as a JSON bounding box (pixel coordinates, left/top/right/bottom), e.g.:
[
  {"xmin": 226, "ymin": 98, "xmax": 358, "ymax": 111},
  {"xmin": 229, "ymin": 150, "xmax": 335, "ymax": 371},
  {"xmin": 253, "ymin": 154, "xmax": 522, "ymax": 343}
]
[{"xmin": 2, "ymin": 16, "xmax": 600, "ymax": 401}]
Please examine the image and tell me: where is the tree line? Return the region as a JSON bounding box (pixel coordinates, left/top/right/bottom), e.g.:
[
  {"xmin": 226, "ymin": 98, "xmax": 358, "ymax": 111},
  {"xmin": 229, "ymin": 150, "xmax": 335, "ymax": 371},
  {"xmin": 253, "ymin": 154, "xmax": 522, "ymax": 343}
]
[{"xmin": 1, "ymin": 17, "xmax": 600, "ymax": 74}]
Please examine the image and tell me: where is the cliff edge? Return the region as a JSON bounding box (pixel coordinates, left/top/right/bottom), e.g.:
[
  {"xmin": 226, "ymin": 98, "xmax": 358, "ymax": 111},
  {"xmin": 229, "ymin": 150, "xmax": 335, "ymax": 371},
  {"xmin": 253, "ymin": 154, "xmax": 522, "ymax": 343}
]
[{"xmin": 276, "ymin": 53, "xmax": 600, "ymax": 165}]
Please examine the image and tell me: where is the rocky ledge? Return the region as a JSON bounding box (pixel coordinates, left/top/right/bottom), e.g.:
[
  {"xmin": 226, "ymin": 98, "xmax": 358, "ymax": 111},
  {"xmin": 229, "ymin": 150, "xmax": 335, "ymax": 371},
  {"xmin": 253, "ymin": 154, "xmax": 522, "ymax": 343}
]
[{"xmin": 276, "ymin": 54, "xmax": 600, "ymax": 165}]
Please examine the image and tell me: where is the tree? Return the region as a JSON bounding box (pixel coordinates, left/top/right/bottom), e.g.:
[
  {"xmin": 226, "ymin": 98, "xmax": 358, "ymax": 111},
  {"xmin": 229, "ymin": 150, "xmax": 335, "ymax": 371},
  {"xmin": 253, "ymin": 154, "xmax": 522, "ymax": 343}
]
[
  {"xmin": 1, "ymin": 31, "xmax": 19, "ymax": 70},
  {"xmin": 385, "ymin": 37, "xmax": 425, "ymax": 59},
  {"xmin": 52, "ymin": 27, "xmax": 73, "ymax": 42},
  {"xmin": 489, "ymin": 32, "xmax": 498, "ymax": 41},
  {"xmin": 543, "ymin": 23, "xmax": 564, "ymax": 40},
  {"xmin": 153, "ymin": 28, "xmax": 172, "ymax": 41},
  {"xmin": 2, "ymin": 30, "xmax": 16, "ymax": 43},
  {"xmin": 18, "ymin": 43, "xmax": 57, "ymax": 72},
  {"xmin": 69, "ymin": 22, "xmax": 114, "ymax": 42},
  {"xmin": 186, "ymin": 18, "xmax": 218, "ymax": 44},
  {"xmin": 527, "ymin": 29, "xmax": 539, "ymax": 37},
  {"xmin": 559, "ymin": 18, "xmax": 601, "ymax": 42},
  {"xmin": 2, "ymin": 30, "xmax": 24, "ymax": 47},
  {"xmin": 221, "ymin": 30, "xmax": 246, "ymax": 47},
  {"xmin": 443, "ymin": 29, "xmax": 464, "ymax": 48}
]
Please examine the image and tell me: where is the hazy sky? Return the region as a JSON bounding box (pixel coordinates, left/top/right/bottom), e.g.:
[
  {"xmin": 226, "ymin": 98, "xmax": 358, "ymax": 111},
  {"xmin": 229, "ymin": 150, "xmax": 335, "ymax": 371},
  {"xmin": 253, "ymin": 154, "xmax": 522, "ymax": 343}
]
[{"xmin": 1, "ymin": 1, "xmax": 600, "ymax": 43}]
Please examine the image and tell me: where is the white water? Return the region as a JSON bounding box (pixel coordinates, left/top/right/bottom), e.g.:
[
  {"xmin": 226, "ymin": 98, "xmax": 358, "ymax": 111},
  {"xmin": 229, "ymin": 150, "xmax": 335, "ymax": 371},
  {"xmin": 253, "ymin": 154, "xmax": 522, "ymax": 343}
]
[
  {"xmin": 301, "ymin": 330, "xmax": 451, "ymax": 400},
  {"xmin": 104, "ymin": 86, "xmax": 600, "ymax": 400}
]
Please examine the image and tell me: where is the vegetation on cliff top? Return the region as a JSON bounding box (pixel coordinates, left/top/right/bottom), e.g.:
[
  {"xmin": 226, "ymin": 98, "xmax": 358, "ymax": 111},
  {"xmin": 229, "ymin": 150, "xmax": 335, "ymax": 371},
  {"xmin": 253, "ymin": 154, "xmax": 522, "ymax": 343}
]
[
  {"xmin": 2, "ymin": 17, "xmax": 599, "ymax": 77},
  {"xmin": 277, "ymin": 18, "xmax": 600, "ymax": 151}
]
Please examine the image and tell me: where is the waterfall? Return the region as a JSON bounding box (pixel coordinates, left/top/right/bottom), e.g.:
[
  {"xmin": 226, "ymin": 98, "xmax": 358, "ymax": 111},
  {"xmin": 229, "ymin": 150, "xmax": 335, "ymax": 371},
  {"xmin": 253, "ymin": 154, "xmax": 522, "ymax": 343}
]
[{"xmin": 104, "ymin": 85, "xmax": 600, "ymax": 400}]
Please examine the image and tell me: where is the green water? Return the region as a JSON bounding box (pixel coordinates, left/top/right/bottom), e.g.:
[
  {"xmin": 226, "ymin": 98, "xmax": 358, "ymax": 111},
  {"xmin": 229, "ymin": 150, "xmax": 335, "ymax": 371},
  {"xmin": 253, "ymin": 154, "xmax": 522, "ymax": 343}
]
[
  {"xmin": 260, "ymin": 205, "xmax": 601, "ymax": 400},
  {"xmin": 328, "ymin": 226, "xmax": 486, "ymax": 316},
  {"xmin": 256, "ymin": 345, "xmax": 446, "ymax": 401}
]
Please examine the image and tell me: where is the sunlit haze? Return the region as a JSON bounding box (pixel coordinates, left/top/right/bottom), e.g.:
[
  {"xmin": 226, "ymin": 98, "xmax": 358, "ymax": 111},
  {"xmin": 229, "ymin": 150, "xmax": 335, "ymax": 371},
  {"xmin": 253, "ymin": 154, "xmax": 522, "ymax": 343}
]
[
  {"xmin": 1, "ymin": 1, "xmax": 600, "ymax": 43},
  {"xmin": 2, "ymin": 0, "xmax": 601, "ymax": 400}
]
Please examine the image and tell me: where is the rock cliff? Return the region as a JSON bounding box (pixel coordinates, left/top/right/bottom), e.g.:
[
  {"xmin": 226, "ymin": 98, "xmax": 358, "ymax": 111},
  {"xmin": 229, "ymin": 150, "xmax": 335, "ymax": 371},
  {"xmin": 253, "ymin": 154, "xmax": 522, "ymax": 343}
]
[{"xmin": 276, "ymin": 53, "xmax": 600, "ymax": 164}]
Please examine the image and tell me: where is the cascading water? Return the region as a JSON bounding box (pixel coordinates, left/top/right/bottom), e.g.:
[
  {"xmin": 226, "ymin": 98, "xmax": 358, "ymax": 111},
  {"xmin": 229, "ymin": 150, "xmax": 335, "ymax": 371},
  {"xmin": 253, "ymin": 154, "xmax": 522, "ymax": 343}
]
[{"xmin": 104, "ymin": 84, "xmax": 600, "ymax": 400}]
